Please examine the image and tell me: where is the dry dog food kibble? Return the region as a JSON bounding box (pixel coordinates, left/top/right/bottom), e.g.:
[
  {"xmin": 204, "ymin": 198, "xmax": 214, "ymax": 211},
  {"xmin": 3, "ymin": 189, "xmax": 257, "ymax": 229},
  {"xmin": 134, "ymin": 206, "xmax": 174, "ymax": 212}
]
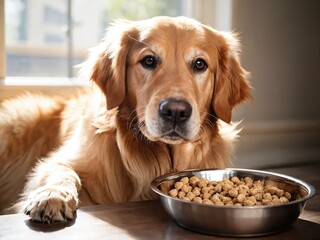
[{"xmin": 166, "ymin": 176, "xmax": 293, "ymax": 206}]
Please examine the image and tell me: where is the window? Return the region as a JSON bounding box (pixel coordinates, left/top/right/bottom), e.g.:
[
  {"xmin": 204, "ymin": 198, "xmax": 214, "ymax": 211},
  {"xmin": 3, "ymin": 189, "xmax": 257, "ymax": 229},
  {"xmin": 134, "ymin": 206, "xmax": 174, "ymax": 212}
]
[{"xmin": 4, "ymin": 0, "xmax": 185, "ymax": 78}]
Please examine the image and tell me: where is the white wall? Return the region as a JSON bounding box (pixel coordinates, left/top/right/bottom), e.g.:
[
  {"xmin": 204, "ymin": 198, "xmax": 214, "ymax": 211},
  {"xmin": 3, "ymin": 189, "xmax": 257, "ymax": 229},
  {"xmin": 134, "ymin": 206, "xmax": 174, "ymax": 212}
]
[{"xmin": 230, "ymin": 0, "xmax": 320, "ymax": 168}]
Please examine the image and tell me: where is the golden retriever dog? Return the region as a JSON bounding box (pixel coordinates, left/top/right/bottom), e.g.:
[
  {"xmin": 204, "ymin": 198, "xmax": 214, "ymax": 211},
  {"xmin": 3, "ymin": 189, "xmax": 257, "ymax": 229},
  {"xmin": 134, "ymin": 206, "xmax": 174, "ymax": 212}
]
[{"xmin": 0, "ymin": 16, "xmax": 251, "ymax": 223}]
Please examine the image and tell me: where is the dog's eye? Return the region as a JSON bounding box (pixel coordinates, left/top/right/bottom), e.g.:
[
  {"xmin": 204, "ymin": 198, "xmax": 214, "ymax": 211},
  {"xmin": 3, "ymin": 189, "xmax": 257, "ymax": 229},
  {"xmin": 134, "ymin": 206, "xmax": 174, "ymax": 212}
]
[
  {"xmin": 140, "ymin": 55, "xmax": 157, "ymax": 69},
  {"xmin": 193, "ymin": 58, "xmax": 208, "ymax": 72}
]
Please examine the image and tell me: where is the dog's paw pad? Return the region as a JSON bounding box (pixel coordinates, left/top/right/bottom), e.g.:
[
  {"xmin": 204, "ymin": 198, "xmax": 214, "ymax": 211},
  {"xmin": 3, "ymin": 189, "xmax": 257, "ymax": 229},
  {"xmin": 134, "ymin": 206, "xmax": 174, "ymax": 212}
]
[{"xmin": 24, "ymin": 186, "xmax": 78, "ymax": 223}]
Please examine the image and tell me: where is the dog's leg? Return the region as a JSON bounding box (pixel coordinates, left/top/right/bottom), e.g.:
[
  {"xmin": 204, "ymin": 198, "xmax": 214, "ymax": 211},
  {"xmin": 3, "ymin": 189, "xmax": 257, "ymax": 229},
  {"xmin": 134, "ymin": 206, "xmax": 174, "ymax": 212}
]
[{"xmin": 12, "ymin": 140, "xmax": 82, "ymax": 223}]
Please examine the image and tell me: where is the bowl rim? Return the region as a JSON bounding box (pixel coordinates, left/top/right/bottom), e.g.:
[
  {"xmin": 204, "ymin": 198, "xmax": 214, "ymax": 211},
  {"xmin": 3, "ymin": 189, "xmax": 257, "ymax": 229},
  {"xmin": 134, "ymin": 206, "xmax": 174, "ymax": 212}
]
[{"xmin": 150, "ymin": 168, "xmax": 316, "ymax": 209}]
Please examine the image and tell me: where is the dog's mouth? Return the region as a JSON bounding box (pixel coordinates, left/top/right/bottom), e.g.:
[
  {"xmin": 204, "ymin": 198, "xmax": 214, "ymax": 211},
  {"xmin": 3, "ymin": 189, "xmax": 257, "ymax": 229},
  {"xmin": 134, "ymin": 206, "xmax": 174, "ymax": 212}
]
[
  {"xmin": 162, "ymin": 130, "xmax": 185, "ymax": 141},
  {"xmin": 138, "ymin": 120, "xmax": 190, "ymax": 144},
  {"xmin": 155, "ymin": 125, "xmax": 193, "ymax": 144}
]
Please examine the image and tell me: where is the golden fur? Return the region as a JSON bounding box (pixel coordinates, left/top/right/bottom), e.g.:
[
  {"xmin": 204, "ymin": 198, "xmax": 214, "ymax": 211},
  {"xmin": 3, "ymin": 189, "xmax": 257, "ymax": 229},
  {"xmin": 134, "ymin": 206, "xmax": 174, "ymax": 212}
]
[{"xmin": 0, "ymin": 16, "xmax": 251, "ymax": 223}]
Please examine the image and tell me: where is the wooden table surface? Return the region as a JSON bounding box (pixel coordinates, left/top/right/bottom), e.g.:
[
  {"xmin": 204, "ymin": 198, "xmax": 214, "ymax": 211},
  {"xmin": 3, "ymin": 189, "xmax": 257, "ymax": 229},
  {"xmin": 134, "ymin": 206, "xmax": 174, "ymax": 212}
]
[{"xmin": 0, "ymin": 162, "xmax": 319, "ymax": 240}]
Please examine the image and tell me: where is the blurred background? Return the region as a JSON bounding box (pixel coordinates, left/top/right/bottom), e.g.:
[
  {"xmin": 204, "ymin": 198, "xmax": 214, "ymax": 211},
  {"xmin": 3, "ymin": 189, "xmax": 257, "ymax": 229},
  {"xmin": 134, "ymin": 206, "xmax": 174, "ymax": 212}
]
[{"xmin": 2, "ymin": 0, "xmax": 320, "ymax": 169}]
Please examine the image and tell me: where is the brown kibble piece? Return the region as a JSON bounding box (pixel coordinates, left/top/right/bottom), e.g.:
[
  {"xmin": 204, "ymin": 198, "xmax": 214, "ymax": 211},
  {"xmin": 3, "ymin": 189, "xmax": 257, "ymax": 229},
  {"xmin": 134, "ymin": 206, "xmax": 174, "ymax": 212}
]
[
  {"xmin": 237, "ymin": 193, "xmax": 246, "ymax": 203},
  {"xmin": 215, "ymin": 184, "xmax": 222, "ymax": 193},
  {"xmin": 181, "ymin": 184, "xmax": 189, "ymax": 193},
  {"xmin": 276, "ymin": 189, "xmax": 284, "ymax": 197},
  {"xmin": 214, "ymin": 201, "xmax": 224, "ymax": 206},
  {"xmin": 243, "ymin": 199, "xmax": 255, "ymax": 206},
  {"xmin": 279, "ymin": 196, "xmax": 289, "ymax": 203},
  {"xmin": 197, "ymin": 179, "xmax": 208, "ymax": 188},
  {"xmin": 247, "ymin": 196, "xmax": 257, "ymax": 204},
  {"xmin": 180, "ymin": 177, "xmax": 189, "ymax": 184},
  {"xmin": 254, "ymin": 193, "xmax": 263, "ymax": 201},
  {"xmin": 272, "ymin": 197, "xmax": 281, "ymax": 205},
  {"xmin": 224, "ymin": 179, "xmax": 234, "ymax": 186},
  {"xmin": 192, "ymin": 187, "xmax": 201, "ymax": 196},
  {"xmin": 182, "ymin": 197, "xmax": 191, "ymax": 202},
  {"xmin": 186, "ymin": 192, "xmax": 195, "ymax": 201},
  {"xmin": 190, "ymin": 176, "xmax": 199, "ymax": 187},
  {"xmin": 222, "ymin": 184, "xmax": 232, "ymax": 192},
  {"xmin": 263, "ymin": 192, "xmax": 272, "ymax": 201},
  {"xmin": 209, "ymin": 181, "xmax": 218, "ymax": 186},
  {"xmin": 203, "ymin": 199, "xmax": 214, "ymax": 205},
  {"xmin": 262, "ymin": 199, "xmax": 272, "ymax": 206},
  {"xmin": 201, "ymin": 186, "xmax": 212, "ymax": 193},
  {"xmin": 222, "ymin": 196, "xmax": 232, "ymax": 204},
  {"xmin": 169, "ymin": 189, "xmax": 178, "ymax": 197},
  {"xmin": 249, "ymin": 188, "xmax": 258, "ymax": 195},
  {"xmin": 174, "ymin": 181, "xmax": 183, "ymax": 190},
  {"xmin": 202, "ymin": 192, "xmax": 211, "ymax": 199},
  {"xmin": 266, "ymin": 186, "xmax": 277, "ymax": 194},
  {"xmin": 285, "ymin": 192, "xmax": 292, "ymax": 200},
  {"xmin": 228, "ymin": 188, "xmax": 238, "ymax": 198},
  {"xmin": 210, "ymin": 194, "xmax": 221, "ymax": 203},
  {"xmin": 193, "ymin": 197, "xmax": 202, "ymax": 203},
  {"xmin": 178, "ymin": 191, "xmax": 186, "ymax": 199},
  {"xmin": 231, "ymin": 176, "xmax": 241, "ymax": 185}
]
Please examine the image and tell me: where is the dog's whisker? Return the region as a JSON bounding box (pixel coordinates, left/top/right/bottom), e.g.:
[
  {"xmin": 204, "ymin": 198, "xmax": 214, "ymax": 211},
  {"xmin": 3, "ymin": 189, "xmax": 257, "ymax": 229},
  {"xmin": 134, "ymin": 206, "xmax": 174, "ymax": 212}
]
[
  {"xmin": 126, "ymin": 106, "xmax": 147, "ymax": 130},
  {"xmin": 126, "ymin": 110, "xmax": 149, "ymax": 142}
]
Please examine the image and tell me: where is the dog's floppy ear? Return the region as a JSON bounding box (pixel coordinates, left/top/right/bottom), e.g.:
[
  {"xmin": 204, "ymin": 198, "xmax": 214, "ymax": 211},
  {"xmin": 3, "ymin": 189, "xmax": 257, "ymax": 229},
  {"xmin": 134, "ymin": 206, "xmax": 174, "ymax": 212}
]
[
  {"xmin": 211, "ymin": 31, "xmax": 252, "ymax": 123},
  {"xmin": 83, "ymin": 20, "xmax": 137, "ymax": 110}
]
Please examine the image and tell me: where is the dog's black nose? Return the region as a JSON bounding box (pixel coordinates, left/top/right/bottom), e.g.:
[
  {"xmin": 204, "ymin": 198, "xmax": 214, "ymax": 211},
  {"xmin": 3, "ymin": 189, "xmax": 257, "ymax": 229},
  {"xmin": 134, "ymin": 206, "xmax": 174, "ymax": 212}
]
[{"xmin": 159, "ymin": 98, "xmax": 192, "ymax": 124}]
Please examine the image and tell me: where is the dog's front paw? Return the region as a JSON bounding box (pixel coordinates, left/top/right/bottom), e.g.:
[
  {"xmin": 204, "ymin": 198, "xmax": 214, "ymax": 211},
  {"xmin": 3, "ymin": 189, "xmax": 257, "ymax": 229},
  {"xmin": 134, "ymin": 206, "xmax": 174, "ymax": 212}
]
[{"xmin": 24, "ymin": 186, "xmax": 78, "ymax": 223}]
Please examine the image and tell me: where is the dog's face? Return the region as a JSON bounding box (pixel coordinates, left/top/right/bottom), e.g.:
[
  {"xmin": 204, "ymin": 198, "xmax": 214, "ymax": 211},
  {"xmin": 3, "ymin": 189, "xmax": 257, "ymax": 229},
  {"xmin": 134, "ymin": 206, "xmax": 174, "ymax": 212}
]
[
  {"xmin": 86, "ymin": 17, "xmax": 251, "ymax": 144},
  {"xmin": 126, "ymin": 19, "xmax": 220, "ymax": 144}
]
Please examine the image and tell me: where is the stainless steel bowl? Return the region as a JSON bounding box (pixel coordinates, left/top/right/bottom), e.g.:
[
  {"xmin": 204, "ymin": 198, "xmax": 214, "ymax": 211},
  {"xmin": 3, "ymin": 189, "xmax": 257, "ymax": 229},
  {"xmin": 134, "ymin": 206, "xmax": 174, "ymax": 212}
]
[{"xmin": 151, "ymin": 168, "xmax": 316, "ymax": 237}]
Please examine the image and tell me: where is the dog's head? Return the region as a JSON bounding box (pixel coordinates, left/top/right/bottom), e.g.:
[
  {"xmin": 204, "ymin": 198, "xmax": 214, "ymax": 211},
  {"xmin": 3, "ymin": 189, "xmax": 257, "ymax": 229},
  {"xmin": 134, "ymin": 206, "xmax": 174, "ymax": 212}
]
[{"xmin": 85, "ymin": 16, "xmax": 251, "ymax": 144}]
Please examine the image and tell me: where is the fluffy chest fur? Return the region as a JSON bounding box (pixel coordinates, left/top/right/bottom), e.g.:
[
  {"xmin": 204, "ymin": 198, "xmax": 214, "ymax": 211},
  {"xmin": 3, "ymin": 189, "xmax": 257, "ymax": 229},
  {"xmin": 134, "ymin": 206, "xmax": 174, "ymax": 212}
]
[{"xmin": 66, "ymin": 97, "xmax": 237, "ymax": 205}]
